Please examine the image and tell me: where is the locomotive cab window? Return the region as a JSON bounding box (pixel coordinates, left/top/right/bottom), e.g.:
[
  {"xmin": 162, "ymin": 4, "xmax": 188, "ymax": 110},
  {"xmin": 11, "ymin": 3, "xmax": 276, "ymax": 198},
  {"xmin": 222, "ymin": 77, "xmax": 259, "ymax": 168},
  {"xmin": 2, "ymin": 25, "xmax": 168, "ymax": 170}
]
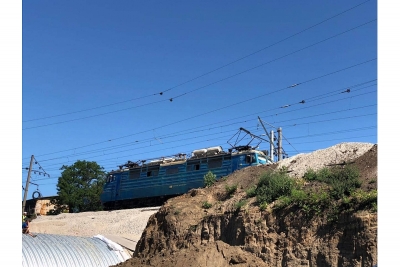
[
  {"xmin": 187, "ymin": 160, "xmax": 200, "ymax": 171},
  {"xmin": 246, "ymin": 154, "xmax": 256, "ymax": 164},
  {"xmin": 147, "ymin": 166, "xmax": 160, "ymax": 177}
]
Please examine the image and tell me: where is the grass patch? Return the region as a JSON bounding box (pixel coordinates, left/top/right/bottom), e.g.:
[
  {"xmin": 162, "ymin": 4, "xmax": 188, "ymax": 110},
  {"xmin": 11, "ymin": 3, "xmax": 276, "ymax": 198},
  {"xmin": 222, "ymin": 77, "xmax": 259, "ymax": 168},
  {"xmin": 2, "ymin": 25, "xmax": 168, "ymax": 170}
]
[
  {"xmin": 245, "ymin": 186, "xmax": 257, "ymax": 198},
  {"xmin": 235, "ymin": 199, "xmax": 247, "ymax": 210},
  {"xmin": 259, "ymin": 202, "xmax": 268, "ymax": 211},
  {"xmin": 225, "ymin": 184, "xmax": 238, "ymax": 197}
]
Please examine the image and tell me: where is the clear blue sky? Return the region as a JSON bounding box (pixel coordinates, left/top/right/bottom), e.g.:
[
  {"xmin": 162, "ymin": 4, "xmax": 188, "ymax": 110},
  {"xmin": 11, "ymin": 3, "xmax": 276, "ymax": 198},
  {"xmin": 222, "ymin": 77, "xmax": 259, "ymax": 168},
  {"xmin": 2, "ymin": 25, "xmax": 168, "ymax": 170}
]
[{"xmin": 21, "ymin": 1, "xmax": 378, "ymax": 199}]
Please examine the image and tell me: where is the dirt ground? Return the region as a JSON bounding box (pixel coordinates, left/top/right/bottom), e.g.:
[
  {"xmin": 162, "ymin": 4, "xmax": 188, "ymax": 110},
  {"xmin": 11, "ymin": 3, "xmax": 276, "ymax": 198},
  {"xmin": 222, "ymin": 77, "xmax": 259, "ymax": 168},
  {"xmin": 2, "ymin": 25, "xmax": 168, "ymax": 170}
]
[{"xmin": 29, "ymin": 207, "xmax": 159, "ymax": 243}]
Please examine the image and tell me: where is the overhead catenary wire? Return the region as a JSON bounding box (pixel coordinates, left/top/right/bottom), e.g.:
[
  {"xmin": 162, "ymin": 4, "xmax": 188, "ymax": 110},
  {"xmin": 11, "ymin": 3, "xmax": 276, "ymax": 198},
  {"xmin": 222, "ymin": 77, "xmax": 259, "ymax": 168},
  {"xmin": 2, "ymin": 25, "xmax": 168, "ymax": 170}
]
[
  {"xmin": 39, "ymin": 109, "xmax": 377, "ymax": 173},
  {"xmin": 87, "ymin": 115, "xmax": 377, "ymax": 170},
  {"xmin": 24, "ymin": 110, "xmax": 376, "ymax": 176},
  {"xmin": 277, "ymin": 80, "xmax": 376, "ymax": 108},
  {"xmin": 276, "ymin": 103, "xmax": 377, "ymax": 126},
  {"xmin": 43, "ymin": 107, "xmax": 375, "ymax": 165},
  {"xmin": 22, "ymin": 155, "xmax": 50, "ymax": 177},
  {"xmin": 24, "ymin": 80, "xmax": 376, "ymax": 165},
  {"xmin": 23, "ymin": 19, "xmax": 376, "ymax": 131},
  {"xmin": 161, "ymin": 0, "xmax": 372, "ymax": 96},
  {"xmin": 23, "ymin": 86, "xmax": 377, "ymax": 170},
  {"xmin": 41, "ymin": 127, "xmax": 377, "ymax": 176},
  {"xmin": 23, "ymin": 0, "xmax": 373, "ymax": 123},
  {"xmin": 200, "ymin": 82, "xmax": 376, "ymax": 132},
  {"xmin": 23, "ymin": 90, "xmax": 376, "ymax": 171},
  {"xmin": 33, "ymin": 125, "xmax": 377, "ymax": 181},
  {"xmin": 23, "ymin": 66, "xmax": 377, "ymax": 164},
  {"xmin": 171, "ymin": 19, "xmax": 376, "ymax": 100}
]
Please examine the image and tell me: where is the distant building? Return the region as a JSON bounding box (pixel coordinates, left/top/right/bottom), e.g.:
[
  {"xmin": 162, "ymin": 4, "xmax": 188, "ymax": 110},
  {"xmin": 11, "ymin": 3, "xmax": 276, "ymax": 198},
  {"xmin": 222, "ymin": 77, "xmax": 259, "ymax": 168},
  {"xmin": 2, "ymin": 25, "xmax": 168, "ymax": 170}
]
[{"xmin": 23, "ymin": 196, "xmax": 61, "ymax": 216}]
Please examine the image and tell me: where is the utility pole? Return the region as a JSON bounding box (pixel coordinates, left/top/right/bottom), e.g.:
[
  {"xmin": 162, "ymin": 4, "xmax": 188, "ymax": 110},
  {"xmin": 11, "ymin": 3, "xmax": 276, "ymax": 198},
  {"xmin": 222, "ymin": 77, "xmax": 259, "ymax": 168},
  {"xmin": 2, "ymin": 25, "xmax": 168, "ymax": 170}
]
[
  {"xmin": 22, "ymin": 155, "xmax": 34, "ymax": 215},
  {"xmin": 277, "ymin": 128, "xmax": 282, "ymax": 161},
  {"xmin": 270, "ymin": 130, "xmax": 274, "ymax": 162},
  {"xmin": 257, "ymin": 116, "xmax": 276, "ymax": 162}
]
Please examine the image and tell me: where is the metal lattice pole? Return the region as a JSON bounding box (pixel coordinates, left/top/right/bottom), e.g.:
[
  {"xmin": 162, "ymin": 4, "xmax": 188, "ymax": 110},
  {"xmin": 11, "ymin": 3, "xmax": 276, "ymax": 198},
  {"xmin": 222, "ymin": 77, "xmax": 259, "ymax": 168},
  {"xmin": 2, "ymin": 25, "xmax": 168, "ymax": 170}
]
[{"xmin": 22, "ymin": 155, "xmax": 34, "ymax": 215}]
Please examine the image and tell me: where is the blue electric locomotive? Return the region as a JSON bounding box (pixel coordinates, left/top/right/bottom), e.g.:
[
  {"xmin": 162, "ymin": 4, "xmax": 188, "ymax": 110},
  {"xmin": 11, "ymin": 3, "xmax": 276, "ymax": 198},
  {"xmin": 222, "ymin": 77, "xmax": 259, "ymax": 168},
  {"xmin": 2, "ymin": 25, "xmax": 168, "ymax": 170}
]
[{"xmin": 100, "ymin": 144, "xmax": 272, "ymax": 209}]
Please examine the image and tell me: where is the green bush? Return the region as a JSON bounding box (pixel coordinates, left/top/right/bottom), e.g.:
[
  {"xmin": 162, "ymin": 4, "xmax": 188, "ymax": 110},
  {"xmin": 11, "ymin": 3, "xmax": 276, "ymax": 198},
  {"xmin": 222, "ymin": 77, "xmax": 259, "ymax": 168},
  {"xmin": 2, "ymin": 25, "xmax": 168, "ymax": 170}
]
[
  {"xmin": 303, "ymin": 168, "xmax": 318, "ymax": 181},
  {"xmin": 202, "ymin": 201, "xmax": 212, "ymax": 209},
  {"xmin": 303, "ymin": 166, "xmax": 361, "ymax": 200},
  {"xmin": 204, "ymin": 171, "xmax": 217, "ymax": 187},
  {"xmin": 290, "ymin": 189, "xmax": 308, "ymax": 203},
  {"xmin": 296, "ymin": 191, "xmax": 330, "ymax": 215},
  {"xmin": 255, "ymin": 170, "xmax": 295, "ymax": 204},
  {"xmin": 329, "ymin": 166, "xmax": 361, "ymax": 199},
  {"xmin": 253, "ymin": 166, "xmax": 368, "ymax": 217}
]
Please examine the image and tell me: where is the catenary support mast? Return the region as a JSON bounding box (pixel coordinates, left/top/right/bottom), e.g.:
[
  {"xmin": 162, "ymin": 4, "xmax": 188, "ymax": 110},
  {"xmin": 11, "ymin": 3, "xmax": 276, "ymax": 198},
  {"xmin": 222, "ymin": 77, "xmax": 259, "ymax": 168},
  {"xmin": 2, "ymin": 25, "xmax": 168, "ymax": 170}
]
[{"xmin": 22, "ymin": 155, "xmax": 34, "ymax": 214}]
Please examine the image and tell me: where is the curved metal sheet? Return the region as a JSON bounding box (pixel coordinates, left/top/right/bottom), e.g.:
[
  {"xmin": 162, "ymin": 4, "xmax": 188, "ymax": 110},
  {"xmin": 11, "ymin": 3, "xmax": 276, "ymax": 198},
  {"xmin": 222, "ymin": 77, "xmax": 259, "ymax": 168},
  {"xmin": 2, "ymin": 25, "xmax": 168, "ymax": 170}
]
[{"xmin": 22, "ymin": 233, "xmax": 130, "ymax": 267}]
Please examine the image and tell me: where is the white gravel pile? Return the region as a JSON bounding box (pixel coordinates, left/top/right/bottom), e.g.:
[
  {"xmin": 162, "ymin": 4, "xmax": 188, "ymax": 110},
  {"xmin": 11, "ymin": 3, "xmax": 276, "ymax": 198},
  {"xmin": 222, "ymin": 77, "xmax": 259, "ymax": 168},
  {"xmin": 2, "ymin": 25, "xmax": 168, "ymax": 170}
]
[
  {"xmin": 276, "ymin": 142, "xmax": 374, "ymax": 178},
  {"xmin": 31, "ymin": 207, "xmax": 159, "ymax": 240}
]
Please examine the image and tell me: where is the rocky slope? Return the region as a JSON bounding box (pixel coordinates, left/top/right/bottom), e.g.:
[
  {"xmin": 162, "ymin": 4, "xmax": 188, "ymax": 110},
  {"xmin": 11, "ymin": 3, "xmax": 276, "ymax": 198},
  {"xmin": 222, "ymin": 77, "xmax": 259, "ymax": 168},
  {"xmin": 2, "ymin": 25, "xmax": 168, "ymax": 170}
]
[{"xmin": 114, "ymin": 142, "xmax": 377, "ymax": 267}]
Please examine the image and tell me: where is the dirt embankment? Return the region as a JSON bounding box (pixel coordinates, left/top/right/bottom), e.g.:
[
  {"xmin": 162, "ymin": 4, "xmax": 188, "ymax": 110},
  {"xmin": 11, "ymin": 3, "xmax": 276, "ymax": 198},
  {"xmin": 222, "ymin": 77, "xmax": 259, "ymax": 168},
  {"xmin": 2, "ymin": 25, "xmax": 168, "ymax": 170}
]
[
  {"xmin": 29, "ymin": 143, "xmax": 377, "ymax": 267},
  {"xmin": 114, "ymin": 143, "xmax": 377, "ymax": 267}
]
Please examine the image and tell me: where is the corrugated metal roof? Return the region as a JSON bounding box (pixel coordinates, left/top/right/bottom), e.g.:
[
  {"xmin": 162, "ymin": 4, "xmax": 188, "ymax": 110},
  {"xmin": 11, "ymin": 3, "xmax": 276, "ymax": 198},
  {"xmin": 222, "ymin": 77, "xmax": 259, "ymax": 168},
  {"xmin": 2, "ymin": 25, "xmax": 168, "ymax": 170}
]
[{"xmin": 22, "ymin": 233, "xmax": 130, "ymax": 267}]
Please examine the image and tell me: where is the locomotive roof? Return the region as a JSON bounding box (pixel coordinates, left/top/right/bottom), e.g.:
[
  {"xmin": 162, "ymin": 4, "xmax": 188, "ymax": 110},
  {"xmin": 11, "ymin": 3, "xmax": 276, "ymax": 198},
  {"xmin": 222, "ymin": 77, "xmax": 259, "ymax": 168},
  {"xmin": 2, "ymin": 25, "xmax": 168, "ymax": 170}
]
[{"xmin": 110, "ymin": 148, "xmax": 267, "ymax": 174}]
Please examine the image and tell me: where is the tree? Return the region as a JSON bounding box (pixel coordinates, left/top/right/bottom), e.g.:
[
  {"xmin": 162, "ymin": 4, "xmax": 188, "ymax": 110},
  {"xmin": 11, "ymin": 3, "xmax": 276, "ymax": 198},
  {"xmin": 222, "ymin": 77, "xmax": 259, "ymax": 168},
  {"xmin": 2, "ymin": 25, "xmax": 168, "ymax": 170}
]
[{"xmin": 56, "ymin": 160, "xmax": 106, "ymax": 213}]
